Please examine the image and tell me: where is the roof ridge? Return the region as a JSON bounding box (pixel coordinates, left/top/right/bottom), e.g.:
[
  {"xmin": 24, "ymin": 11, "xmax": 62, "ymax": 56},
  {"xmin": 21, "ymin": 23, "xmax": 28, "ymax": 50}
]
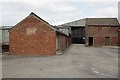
[
  {"xmin": 59, "ymin": 18, "xmax": 86, "ymax": 26},
  {"xmin": 29, "ymin": 12, "xmax": 50, "ymax": 25}
]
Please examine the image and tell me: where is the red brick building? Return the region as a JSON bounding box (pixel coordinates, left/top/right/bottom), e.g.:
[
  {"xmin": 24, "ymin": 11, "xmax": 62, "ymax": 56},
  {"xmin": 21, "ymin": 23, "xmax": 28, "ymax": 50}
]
[
  {"xmin": 85, "ymin": 18, "xmax": 120, "ymax": 46},
  {"xmin": 59, "ymin": 18, "xmax": 120, "ymax": 46},
  {"xmin": 9, "ymin": 12, "xmax": 71, "ymax": 55}
]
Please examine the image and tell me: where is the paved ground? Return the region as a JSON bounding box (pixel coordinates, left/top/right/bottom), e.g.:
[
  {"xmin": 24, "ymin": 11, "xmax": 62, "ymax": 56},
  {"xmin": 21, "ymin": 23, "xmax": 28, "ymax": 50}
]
[{"xmin": 2, "ymin": 44, "xmax": 118, "ymax": 78}]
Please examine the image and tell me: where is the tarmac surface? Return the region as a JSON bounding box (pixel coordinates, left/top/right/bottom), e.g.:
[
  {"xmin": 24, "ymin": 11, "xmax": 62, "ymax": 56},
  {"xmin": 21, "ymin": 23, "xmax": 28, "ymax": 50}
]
[{"xmin": 2, "ymin": 44, "xmax": 118, "ymax": 78}]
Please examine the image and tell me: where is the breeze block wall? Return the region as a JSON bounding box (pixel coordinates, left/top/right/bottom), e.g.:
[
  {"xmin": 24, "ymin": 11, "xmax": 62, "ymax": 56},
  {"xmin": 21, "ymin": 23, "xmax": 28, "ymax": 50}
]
[{"xmin": 9, "ymin": 14, "xmax": 56, "ymax": 55}]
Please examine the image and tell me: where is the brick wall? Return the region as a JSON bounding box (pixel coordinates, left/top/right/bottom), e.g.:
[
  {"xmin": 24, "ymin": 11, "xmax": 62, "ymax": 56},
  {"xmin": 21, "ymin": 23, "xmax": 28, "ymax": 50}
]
[
  {"xmin": 57, "ymin": 33, "xmax": 67, "ymax": 51},
  {"xmin": 9, "ymin": 15, "xmax": 56, "ymax": 55},
  {"xmin": 68, "ymin": 37, "xmax": 72, "ymax": 46},
  {"xmin": 118, "ymin": 30, "xmax": 120, "ymax": 46},
  {"xmin": 85, "ymin": 25, "xmax": 119, "ymax": 46}
]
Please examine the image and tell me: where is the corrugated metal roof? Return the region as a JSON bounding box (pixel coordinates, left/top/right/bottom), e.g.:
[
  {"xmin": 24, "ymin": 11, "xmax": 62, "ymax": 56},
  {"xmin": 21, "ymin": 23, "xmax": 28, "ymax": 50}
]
[
  {"xmin": 54, "ymin": 26, "xmax": 71, "ymax": 36},
  {"xmin": 57, "ymin": 19, "xmax": 86, "ymax": 36},
  {"xmin": 0, "ymin": 27, "xmax": 10, "ymax": 44},
  {"xmin": 86, "ymin": 18, "xmax": 119, "ymax": 25},
  {"xmin": 60, "ymin": 19, "xmax": 86, "ymax": 27},
  {"xmin": 0, "ymin": 26, "xmax": 12, "ymax": 30}
]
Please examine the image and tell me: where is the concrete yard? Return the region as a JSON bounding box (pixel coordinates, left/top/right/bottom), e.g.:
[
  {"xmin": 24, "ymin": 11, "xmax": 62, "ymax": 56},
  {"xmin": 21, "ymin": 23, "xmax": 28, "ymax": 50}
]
[{"xmin": 2, "ymin": 44, "xmax": 118, "ymax": 78}]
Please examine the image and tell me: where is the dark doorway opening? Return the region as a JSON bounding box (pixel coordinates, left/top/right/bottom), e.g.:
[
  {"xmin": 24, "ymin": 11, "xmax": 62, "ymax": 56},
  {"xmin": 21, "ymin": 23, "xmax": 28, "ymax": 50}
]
[
  {"xmin": 71, "ymin": 27, "xmax": 85, "ymax": 44},
  {"xmin": 105, "ymin": 37, "xmax": 110, "ymax": 46},
  {"xmin": 2, "ymin": 45, "xmax": 9, "ymax": 52},
  {"xmin": 72, "ymin": 37, "xmax": 85, "ymax": 44},
  {"xmin": 89, "ymin": 37, "xmax": 93, "ymax": 46}
]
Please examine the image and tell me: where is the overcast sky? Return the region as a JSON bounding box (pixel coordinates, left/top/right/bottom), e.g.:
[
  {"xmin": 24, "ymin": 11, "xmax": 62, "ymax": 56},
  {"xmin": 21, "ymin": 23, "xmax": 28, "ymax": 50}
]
[{"xmin": 0, "ymin": 0, "xmax": 120, "ymax": 26}]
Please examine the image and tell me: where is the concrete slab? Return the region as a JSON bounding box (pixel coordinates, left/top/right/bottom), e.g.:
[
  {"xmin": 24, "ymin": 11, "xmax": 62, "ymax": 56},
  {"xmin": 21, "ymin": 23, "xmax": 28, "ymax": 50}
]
[{"xmin": 2, "ymin": 44, "xmax": 118, "ymax": 78}]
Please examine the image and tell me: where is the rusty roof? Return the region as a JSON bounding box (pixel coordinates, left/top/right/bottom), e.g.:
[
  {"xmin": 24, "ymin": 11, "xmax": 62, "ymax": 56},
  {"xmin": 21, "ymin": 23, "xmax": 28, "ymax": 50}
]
[
  {"xmin": 86, "ymin": 18, "xmax": 119, "ymax": 25},
  {"xmin": 0, "ymin": 26, "xmax": 12, "ymax": 30}
]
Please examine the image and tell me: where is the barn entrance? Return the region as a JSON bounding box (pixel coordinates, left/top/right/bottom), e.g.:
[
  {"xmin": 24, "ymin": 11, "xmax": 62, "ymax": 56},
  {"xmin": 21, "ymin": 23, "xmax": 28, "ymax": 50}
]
[
  {"xmin": 71, "ymin": 27, "xmax": 85, "ymax": 44},
  {"xmin": 72, "ymin": 38, "xmax": 85, "ymax": 44},
  {"xmin": 105, "ymin": 37, "xmax": 110, "ymax": 46},
  {"xmin": 89, "ymin": 37, "xmax": 93, "ymax": 46}
]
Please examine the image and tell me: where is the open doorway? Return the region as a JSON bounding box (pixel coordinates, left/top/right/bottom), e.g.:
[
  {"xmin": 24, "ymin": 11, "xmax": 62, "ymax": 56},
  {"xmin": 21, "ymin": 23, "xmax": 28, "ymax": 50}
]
[
  {"xmin": 71, "ymin": 27, "xmax": 85, "ymax": 44},
  {"xmin": 2, "ymin": 45, "xmax": 9, "ymax": 52},
  {"xmin": 89, "ymin": 37, "xmax": 93, "ymax": 46}
]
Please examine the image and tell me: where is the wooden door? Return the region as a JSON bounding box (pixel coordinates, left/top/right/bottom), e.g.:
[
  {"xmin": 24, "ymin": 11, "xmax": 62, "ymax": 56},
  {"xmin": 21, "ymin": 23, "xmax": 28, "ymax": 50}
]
[
  {"xmin": 56, "ymin": 35, "xmax": 59, "ymax": 50},
  {"xmin": 105, "ymin": 37, "xmax": 110, "ymax": 46}
]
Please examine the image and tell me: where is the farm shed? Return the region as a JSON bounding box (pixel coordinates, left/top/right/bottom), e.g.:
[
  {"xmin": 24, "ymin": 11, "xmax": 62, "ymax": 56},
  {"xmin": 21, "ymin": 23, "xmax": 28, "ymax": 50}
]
[
  {"xmin": 60, "ymin": 18, "xmax": 120, "ymax": 46},
  {"xmin": 85, "ymin": 18, "xmax": 120, "ymax": 46},
  {"xmin": 59, "ymin": 19, "xmax": 85, "ymax": 44},
  {"xmin": 9, "ymin": 12, "xmax": 71, "ymax": 55},
  {"xmin": 56, "ymin": 25, "xmax": 71, "ymax": 47}
]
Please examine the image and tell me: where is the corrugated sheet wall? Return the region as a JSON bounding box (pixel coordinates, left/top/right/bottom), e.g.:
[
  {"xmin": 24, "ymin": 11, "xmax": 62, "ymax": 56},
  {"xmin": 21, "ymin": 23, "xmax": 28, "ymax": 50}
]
[{"xmin": 0, "ymin": 29, "xmax": 9, "ymax": 44}]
